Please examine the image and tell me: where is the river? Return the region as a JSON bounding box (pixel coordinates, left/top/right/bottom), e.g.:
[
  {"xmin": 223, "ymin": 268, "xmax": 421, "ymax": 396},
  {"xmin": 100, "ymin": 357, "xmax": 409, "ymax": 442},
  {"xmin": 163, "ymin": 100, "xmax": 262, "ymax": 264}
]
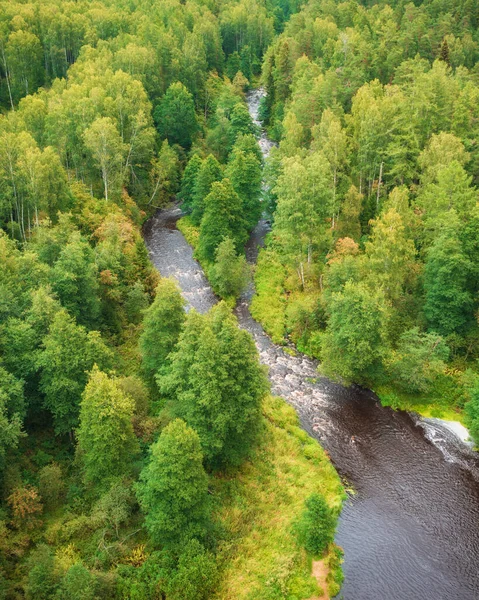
[{"xmin": 143, "ymin": 88, "xmax": 479, "ymax": 600}]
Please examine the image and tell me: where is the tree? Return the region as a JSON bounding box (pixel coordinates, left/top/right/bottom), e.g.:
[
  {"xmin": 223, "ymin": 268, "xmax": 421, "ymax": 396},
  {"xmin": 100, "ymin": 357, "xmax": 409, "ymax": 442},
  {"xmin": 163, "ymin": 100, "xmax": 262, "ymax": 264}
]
[
  {"xmin": 0, "ymin": 367, "xmax": 24, "ymax": 473},
  {"xmin": 387, "ymin": 328, "xmax": 449, "ymax": 394},
  {"xmin": 191, "ymin": 155, "xmax": 223, "ymax": 226},
  {"xmin": 159, "ymin": 304, "xmax": 268, "ymax": 468},
  {"xmin": 37, "ymin": 310, "xmax": 112, "ymax": 435},
  {"xmin": 139, "ymin": 279, "xmax": 185, "ymax": 381},
  {"xmin": 336, "ymin": 185, "xmax": 362, "ymax": 241},
  {"xmin": 322, "ymin": 281, "xmax": 388, "ymax": 384},
  {"xmin": 225, "ymin": 147, "xmax": 262, "ymax": 229},
  {"xmin": 154, "ymin": 83, "xmax": 198, "ymax": 150},
  {"xmin": 38, "ymin": 463, "xmax": 65, "ymax": 510},
  {"xmin": 25, "ymin": 545, "xmax": 58, "ymax": 600},
  {"xmin": 83, "ymin": 117, "xmax": 126, "ymax": 201},
  {"xmin": 178, "ymin": 154, "xmax": 202, "ymax": 213},
  {"xmin": 293, "ymin": 493, "xmax": 336, "ymax": 556},
  {"xmin": 135, "ymin": 419, "xmax": 210, "ymax": 548},
  {"xmin": 229, "ymin": 102, "xmax": 258, "ymax": 146},
  {"xmin": 210, "ymin": 237, "xmax": 249, "ymax": 300},
  {"xmin": 51, "ymin": 233, "xmax": 100, "ymax": 327},
  {"xmin": 197, "ymin": 179, "xmax": 246, "ymax": 263},
  {"xmin": 7, "ymin": 485, "xmax": 43, "ymax": 530},
  {"xmin": 424, "ymin": 230, "xmax": 474, "ymax": 337},
  {"xmin": 57, "ymin": 564, "xmax": 97, "ymax": 600},
  {"xmin": 76, "ymin": 367, "xmax": 139, "ymax": 488},
  {"xmin": 164, "ymin": 539, "xmax": 218, "ymax": 600}
]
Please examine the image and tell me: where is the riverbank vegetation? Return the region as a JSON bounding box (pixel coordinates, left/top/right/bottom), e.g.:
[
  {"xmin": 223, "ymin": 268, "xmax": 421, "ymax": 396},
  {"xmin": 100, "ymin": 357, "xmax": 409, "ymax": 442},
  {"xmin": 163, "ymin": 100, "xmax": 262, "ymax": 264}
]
[
  {"xmin": 246, "ymin": 0, "xmax": 479, "ymax": 436},
  {"xmin": 0, "ymin": 0, "xmax": 344, "ymax": 596}
]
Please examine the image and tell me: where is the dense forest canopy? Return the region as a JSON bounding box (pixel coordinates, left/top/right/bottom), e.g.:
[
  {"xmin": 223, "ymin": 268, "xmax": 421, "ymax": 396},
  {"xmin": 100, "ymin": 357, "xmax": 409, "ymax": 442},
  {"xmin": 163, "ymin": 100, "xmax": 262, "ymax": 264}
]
[{"xmin": 2, "ymin": 0, "xmax": 479, "ymax": 595}]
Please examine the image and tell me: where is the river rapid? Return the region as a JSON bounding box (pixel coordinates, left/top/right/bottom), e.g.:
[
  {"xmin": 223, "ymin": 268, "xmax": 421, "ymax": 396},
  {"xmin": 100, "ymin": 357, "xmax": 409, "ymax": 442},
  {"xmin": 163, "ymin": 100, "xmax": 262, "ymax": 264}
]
[{"xmin": 143, "ymin": 89, "xmax": 479, "ymax": 600}]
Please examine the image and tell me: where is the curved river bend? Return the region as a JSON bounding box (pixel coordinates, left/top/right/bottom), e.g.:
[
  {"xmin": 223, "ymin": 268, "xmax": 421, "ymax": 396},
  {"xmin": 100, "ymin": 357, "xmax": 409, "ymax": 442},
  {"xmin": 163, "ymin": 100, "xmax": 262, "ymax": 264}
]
[{"xmin": 144, "ymin": 89, "xmax": 479, "ymax": 600}]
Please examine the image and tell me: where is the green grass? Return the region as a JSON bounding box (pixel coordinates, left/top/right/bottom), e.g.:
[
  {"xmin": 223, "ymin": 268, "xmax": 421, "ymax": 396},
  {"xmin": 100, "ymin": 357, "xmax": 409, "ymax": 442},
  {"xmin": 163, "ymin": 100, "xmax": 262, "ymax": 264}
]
[
  {"xmin": 213, "ymin": 395, "xmax": 345, "ymax": 600},
  {"xmin": 376, "ymin": 383, "xmax": 466, "ymax": 424},
  {"xmin": 250, "ymin": 248, "xmax": 287, "ymax": 344}
]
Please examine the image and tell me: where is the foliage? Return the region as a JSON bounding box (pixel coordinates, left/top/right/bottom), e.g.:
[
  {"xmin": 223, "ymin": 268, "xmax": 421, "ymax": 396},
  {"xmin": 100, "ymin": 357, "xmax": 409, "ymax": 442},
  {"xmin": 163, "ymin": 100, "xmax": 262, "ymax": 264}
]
[
  {"xmin": 135, "ymin": 419, "xmax": 210, "ymax": 549},
  {"xmin": 210, "ymin": 237, "xmax": 249, "ymax": 300},
  {"xmin": 7, "ymin": 485, "xmax": 43, "ymax": 529},
  {"xmin": 154, "ymin": 82, "xmax": 198, "ymax": 150},
  {"xmin": 139, "ymin": 278, "xmax": 185, "ymax": 381},
  {"xmin": 293, "ymin": 493, "xmax": 336, "ymax": 556},
  {"xmin": 76, "ymin": 367, "xmax": 139, "ymax": 488},
  {"xmin": 158, "ymin": 303, "xmax": 269, "ymax": 468}
]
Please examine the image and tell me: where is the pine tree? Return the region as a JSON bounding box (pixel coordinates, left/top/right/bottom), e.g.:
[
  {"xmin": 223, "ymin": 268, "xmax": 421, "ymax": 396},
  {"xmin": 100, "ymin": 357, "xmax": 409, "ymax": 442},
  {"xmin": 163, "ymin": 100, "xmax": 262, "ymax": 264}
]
[
  {"xmin": 178, "ymin": 154, "xmax": 202, "ymax": 213},
  {"xmin": 37, "ymin": 310, "xmax": 112, "ymax": 435},
  {"xmin": 225, "ymin": 147, "xmax": 262, "ymax": 229},
  {"xmin": 154, "ymin": 82, "xmax": 199, "ymax": 149},
  {"xmin": 158, "ymin": 304, "xmax": 268, "ymax": 468}
]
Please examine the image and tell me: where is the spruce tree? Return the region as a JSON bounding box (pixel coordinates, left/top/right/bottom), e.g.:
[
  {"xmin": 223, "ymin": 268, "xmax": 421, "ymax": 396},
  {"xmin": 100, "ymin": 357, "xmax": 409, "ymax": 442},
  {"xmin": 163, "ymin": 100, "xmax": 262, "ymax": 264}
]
[
  {"xmin": 154, "ymin": 82, "xmax": 198, "ymax": 149},
  {"xmin": 226, "ymin": 148, "xmax": 262, "ymax": 229},
  {"xmin": 159, "ymin": 304, "xmax": 268, "ymax": 468},
  {"xmin": 178, "ymin": 154, "xmax": 202, "ymax": 213}
]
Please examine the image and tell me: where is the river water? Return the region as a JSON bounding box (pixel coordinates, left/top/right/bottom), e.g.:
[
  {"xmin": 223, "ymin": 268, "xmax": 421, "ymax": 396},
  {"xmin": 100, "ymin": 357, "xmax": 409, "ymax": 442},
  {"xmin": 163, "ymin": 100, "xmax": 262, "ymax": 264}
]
[{"xmin": 143, "ymin": 89, "xmax": 479, "ymax": 600}]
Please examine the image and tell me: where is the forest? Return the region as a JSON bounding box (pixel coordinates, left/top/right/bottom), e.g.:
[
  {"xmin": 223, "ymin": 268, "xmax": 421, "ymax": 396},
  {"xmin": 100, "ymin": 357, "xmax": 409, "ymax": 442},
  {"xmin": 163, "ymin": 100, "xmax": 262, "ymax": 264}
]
[
  {"xmin": 2, "ymin": 0, "xmax": 479, "ymax": 597},
  {"xmin": 0, "ymin": 0, "xmax": 344, "ymax": 598}
]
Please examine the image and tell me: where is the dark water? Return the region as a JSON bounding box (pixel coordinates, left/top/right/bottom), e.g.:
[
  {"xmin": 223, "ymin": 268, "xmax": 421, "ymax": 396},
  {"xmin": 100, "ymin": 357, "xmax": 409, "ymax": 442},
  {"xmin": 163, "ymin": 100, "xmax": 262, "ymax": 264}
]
[{"xmin": 144, "ymin": 89, "xmax": 479, "ymax": 600}]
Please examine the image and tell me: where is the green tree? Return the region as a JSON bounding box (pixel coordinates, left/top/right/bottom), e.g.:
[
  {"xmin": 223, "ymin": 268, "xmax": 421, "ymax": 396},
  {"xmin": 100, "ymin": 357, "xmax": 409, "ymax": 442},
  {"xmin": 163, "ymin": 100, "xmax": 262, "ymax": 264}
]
[
  {"xmin": 322, "ymin": 281, "xmax": 388, "ymax": 384},
  {"xmin": 154, "ymin": 82, "xmax": 199, "ymax": 150},
  {"xmin": 51, "ymin": 234, "xmax": 100, "ymax": 327},
  {"xmin": 159, "ymin": 304, "xmax": 268, "ymax": 468},
  {"xmin": 83, "ymin": 117, "xmax": 126, "ymax": 202},
  {"xmin": 37, "ymin": 310, "xmax": 112, "ymax": 435},
  {"xmin": 225, "ymin": 146, "xmax": 262, "ymax": 229},
  {"xmin": 210, "ymin": 237, "xmax": 249, "ymax": 300},
  {"xmin": 197, "ymin": 179, "xmax": 246, "ymax": 263},
  {"xmin": 465, "ymin": 379, "xmax": 479, "ymax": 445},
  {"xmin": 135, "ymin": 419, "xmax": 210, "ymax": 548},
  {"xmin": 179, "ymin": 154, "xmax": 203, "ymax": 213},
  {"xmin": 229, "ymin": 102, "xmax": 258, "ymax": 146},
  {"xmin": 0, "ymin": 367, "xmax": 24, "ymax": 475},
  {"xmin": 164, "ymin": 539, "xmax": 218, "ymax": 600},
  {"xmin": 423, "ymin": 230, "xmax": 474, "ymax": 336},
  {"xmin": 387, "ymin": 328, "xmax": 449, "ymax": 394},
  {"xmin": 57, "ymin": 564, "xmax": 97, "ymax": 600},
  {"xmin": 139, "ymin": 279, "xmax": 185, "ymax": 382},
  {"xmin": 76, "ymin": 367, "xmax": 139, "ymax": 488},
  {"xmin": 293, "ymin": 493, "xmax": 336, "ymax": 556},
  {"xmin": 191, "ymin": 155, "xmax": 223, "ymax": 226}
]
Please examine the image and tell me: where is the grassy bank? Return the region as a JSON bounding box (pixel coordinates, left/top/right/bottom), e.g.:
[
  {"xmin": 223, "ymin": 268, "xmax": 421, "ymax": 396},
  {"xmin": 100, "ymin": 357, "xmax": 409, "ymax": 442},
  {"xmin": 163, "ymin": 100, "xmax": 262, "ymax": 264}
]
[{"xmin": 213, "ymin": 395, "xmax": 345, "ymax": 599}]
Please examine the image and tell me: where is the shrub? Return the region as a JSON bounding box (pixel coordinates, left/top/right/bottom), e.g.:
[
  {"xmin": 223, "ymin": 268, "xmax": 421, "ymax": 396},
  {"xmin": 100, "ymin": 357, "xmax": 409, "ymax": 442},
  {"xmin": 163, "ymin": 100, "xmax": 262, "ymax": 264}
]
[{"xmin": 293, "ymin": 493, "xmax": 335, "ymax": 556}]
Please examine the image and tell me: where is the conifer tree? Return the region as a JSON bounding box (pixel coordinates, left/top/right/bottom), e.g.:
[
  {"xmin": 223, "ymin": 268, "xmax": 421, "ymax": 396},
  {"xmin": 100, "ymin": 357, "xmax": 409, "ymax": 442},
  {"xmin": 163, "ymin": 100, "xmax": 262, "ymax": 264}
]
[
  {"xmin": 225, "ymin": 148, "xmax": 262, "ymax": 229},
  {"xmin": 154, "ymin": 82, "xmax": 198, "ymax": 149},
  {"xmin": 178, "ymin": 154, "xmax": 202, "ymax": 213},
  {"xmin": 159, "ymin": 304, "xmax": 268, "ymax": 468}
]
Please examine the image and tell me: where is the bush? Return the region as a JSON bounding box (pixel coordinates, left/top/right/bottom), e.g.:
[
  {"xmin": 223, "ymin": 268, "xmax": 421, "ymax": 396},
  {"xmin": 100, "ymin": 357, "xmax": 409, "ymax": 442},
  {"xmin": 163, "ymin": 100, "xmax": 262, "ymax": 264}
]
[{"xmin": 293, "ymin": 493, "xmax": 335, "ymax": 556}]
